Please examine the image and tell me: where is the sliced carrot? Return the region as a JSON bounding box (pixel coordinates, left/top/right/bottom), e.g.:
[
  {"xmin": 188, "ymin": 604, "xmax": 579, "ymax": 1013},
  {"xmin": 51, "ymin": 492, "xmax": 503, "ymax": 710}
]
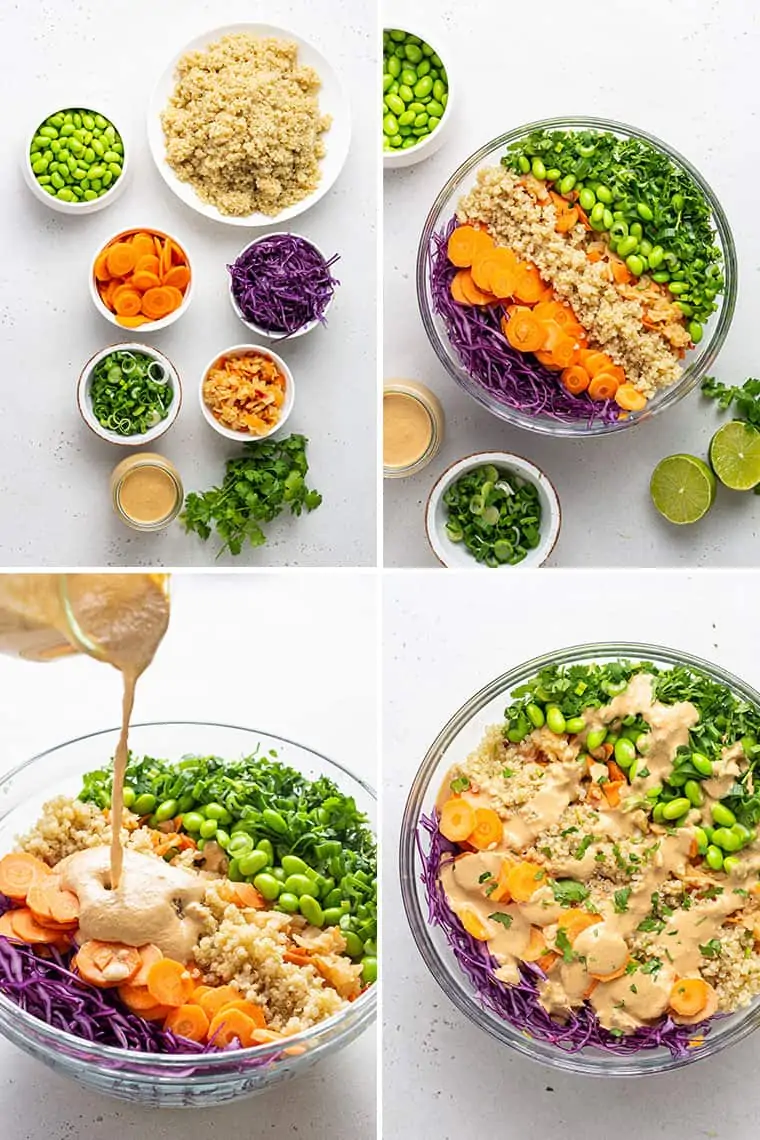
[
  {"xmin": 135, "ymin": 254, "xmax": 161, "ymax": 275},
  {"xmin": 192, "ymin": 985, "xmax": 213, "ymax": 1003},
  {"xmin": 506, "ymin": 861, "xmax": 546, "ymax": 903},
  {"xmin": 488, "ymin": 857, "xmax": 517, "ymax": 903},
  {"xmin": 119, "ymin": 984, "xmax": 160, "ymax": 1012},
  {"xmin": 547, "ymin": 334, "xmax": 578, "ymax": 370},
  {"xmin": 579, "ymin": 350, "xmax": 612, "ymax": 376},
  {"xmin": 208, "ymin": 1008, "xmax": 257, "ymax": 1048},
  {"xmin": 116, "ymin": 315, "xmax": 151, "ymax": 328},
  {"xmin": 130, "ymin": 271, "xmax": 162, "ymax": 292},
  {"xmin": 536, "ymin": 950, "xmax": 559, "ymax": 974},
  {"xmin": 459, "ymin": 271, "xmax": 496, "ymax": 307},
  {"xmin": 521, "ymin": 926, "xmax": 547, "ymax": 963},
  {"xmin": 94, "ymin": 251, "xmax": 111, "ymax": 281},
  {"xmin": 505, "ymin": 309, "xmax": 546, "ymax": 353},
  {"xmin": 103, "ymin": 279, "xmax": 121, "ymax": 310},
  {"xmin": 615, "ymin": 384, "xmax": 647, "ymax": 412},
  {"xmin": 0, "ymin": 854, "xmax": 51, "ymax": 901},
  {"xmin": 284, "ymin": 950, "xmax": 313, "ymax": 967},
  {"xmin": 602, "ymin": 780, "xmax": 625, "ymax": 808},
  {"xmin": 611, "ymin": 260, "xmax": 632, "ymax": 285},
  {"xmin": 141, "ymin": 287, "xmax": 175, "ymax": 320},
  {"xmin": 147, "ymin": 959, "xmax": 195, "ymax": 1008},
  {"xmin": 555, "ymin": 207, "xmax": 579, "ymax": 234},
  {"xmin": 10, "ymin": 908, "xmax": 65, "ymax": 945},
  {"xmin": 131, "ymin": 944, "xmax": 164, "ymax": 987},
  {"xmin": 163, "ymin": 265, "xmax": 190, "ymax": 290},
  {"xmin": 106, "ymin": 243, "xmax": 137, "ymax": 278},
  {"xmin": 162, "ymin": 285, "xmax": 185, "ymax": 311},
  {"xmin": 607, "ymin": 760, "xmax": 627, "ymax": 783},
  {"xmin": 0, "ymin": 911, "xmax": 21, "ymax": 940},
  {"xmin": 164, "ymin": 1003, "xmax": 210, "ymax": 1042},
  {"xmin": 153, "ymin": 234, "xmax": 164, "ymax": 260},
  {"xmin": 26, "ymin": 882, "xmax": 54, "ymax": 923},
  {"xmin": 471, "ymin": 252, "xmax": 502, "ymax": 293},
  {"xmin": 447, "ymin": 225, "xmax": 488, "ymax": 268},
  {"xmin": 76, "ymin": 941, "xmax": 141, "ymax": 987},
  {"xmin": 468, "ymin": 807, "xmax": 504, "ymax": 850},
  {"xmin": 198, "ymin": 984, "xmax": 241, "ymax": 1020},
  {"xmin": 439, "ymin": 797, "xmax": 476, "ymax": 842},
  {"xmin": 228, "ymin": 883, "xmax": 265, "ymax": 909},
  {"xmin": 560, "ymin": 365, "xmax": 590, "ymax": 395},
  {"xmin": 534, "ymin": 349, "xmax": 565, "ymax": 372},
  {"xmin": 451, "ymin": 271, "xmax": 472, "ymax": 306},
  {"xmin": 557, "ymin": 909, "xmax": 602, "ymax": 943},
  {"xmin": 217, "ymin": 999, "xmax": 266, "ymax": 1029},
  {"xmin": 460, "ymin": 909, "xmax": 490, "ymax": 941},
  {"xmin": 513, "ymin": 265, "xmax": 546, "ymax": 304},
  {"xmin": 669, "ymin": 978, "xmax": 709, "ymax": 1017},
  {"xmin": 588, "ymin": 373, "xmax": 621, "ymax": 401},
  {"xmin": 587, "ymin": 249, "xmax": 604, "ymax": 264},
  {"xmin": 48, "ymin": 888, "xmax": 80, "ymax": 926},
  {"xmin": 139, "ymin": 1003, "xmax": 173, "ymax": 1020},
  {"xmin": 132, "ymin": 233, "xmax": 158, "ymax": 259},
  {"xmin": 160, "ymin": 241, "xmax": 173, "ymax": 278},
  {"xmin": 113, "ymin": 289, "xmax": 142, "ymax": 317}
]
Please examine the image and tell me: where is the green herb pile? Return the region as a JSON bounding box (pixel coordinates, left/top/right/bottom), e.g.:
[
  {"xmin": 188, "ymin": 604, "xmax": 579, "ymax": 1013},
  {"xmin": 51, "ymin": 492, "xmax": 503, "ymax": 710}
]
[
  {"xmin": 503, "ymin": 659, "xmax": 760, "ymax": 874},
  {"xmin": 80, "ymin": 749, "xmax": 377, "ymax": 983},
  {"xmin": 443, "ymin": 463, "xmax": 542, "ymax": 566},
  {"xmin": 181, "ymin": 434, "xmax": 322, "ymax": 557},
  {"xmin": 90, "ymin": 350, "xmax": 173, "ymax": 436},
  {"xmin": 502, "ymin": 128, "xmax": 724, "ymax": 335}
]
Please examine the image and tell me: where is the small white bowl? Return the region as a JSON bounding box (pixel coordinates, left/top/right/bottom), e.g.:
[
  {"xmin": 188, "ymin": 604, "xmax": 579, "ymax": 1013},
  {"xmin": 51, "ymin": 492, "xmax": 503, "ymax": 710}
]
[
  {"xmin": 382, "ymin": 23, "xmax": 454, "ymax": 171},
  {"xmin": 76, "ymin": 342, "xmax": 182, "ymax": 447},
  {"xmin": 23, "ymin": 104, "xmax": 130, "ymax": 215},
  {"xmin": 199, "ymin": 344, "xmax": 295, "ymax": 442},
  {"xmin": 425, "ymin": 451, "xmax": 561, "ymax": 568},
  {"xmin": 228, "ymin": 231, "xmax": 337, "ymax": 340},
  {"xmin": 89, "ymin": 226, "xmax": 193, "ymax": 332}
]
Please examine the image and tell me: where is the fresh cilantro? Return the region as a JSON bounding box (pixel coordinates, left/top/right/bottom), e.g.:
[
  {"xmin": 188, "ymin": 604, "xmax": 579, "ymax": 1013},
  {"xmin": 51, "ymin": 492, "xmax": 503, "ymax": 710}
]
[
  {"xmin": 574, "ymin": 835, "xmax": 595, "ymax": 860},
  {"xmin": 450, "ymin": 776, "xmax": 470, "ymax": 794},
  {"xmin": 624, "ymin": 960, "xmax": 638, "ymax": 975},
  {"xmin": 485, "ymin": 883, "xmax": 497, "ymax": 897},
  {"xmin": 734, "ymin": 888, "xmax": 749, "ymax": 897},
  {"xmin": 699, "ymin": 939, "xmax": 722, "ymax": 959},
  {"xmin": 502, "ymin": 768, "xmax": 515, "ymax": 779},
  {"xmin": 181, "ymin": 434, "xmax": 322, "ymax": 556},
  {"xmin": 613, "ymin": 888, "xmax": 632, "ymax": 914},
  {"xmin": 630, "ymin": 984, "xmax": 638, "ymax": 994},
  {"xmin": 701, "ymin": 885, "xmax": 724, "ymax": 900},
  {"xmin": 478, "ymin": 871, "xmax": 493, "ymax": 884},
  {"xmin": 555, "ymin": 927, "xmax": 576, "ymax": 964},
  {"xmin": 702, "ymin": 377, "xmax": 760, "ymax": 451},
  {"xmin": 637, "ymin": 916, "xmax": 665, "ymax": 934},
  {"xmin": 560, "ymin": 826, "xmax": 579, "ymax": 837},
  {"xmin": 551, "ymin": 879, "xmax": 590, "ymax": 907},
  {"xmin": 636, "ymin": 767, "xmax": 650, "ymax": 779},
  {"xmin": 640, "ymin": 958, "xmax": 662, "ymax": 975},
  {"xmin": 489, "ymin": 912, "xmax": 513, "ymax": 929}
]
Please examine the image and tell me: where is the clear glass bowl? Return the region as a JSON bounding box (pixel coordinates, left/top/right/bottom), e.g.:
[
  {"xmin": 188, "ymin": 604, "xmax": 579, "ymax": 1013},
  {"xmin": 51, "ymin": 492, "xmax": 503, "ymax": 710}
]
[
  {"xmin": 0, "ymin": 722, "xmax": 376, "ymax": 1106},
  {"xmin": 400, "ymin": 642, "xmax": 760, "ymax": 1076},
  {"xmin": 417, "ymin": 117, "xmax": 738, "ymax": 438}
]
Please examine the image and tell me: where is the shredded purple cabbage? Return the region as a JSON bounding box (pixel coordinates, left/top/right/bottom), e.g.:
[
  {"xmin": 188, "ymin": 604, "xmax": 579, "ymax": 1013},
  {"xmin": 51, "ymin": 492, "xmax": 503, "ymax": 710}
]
[
  {"xmin": 417, "ymin": 815, "xmax": 716, "ymax": 1058},
  {"xmin": 428, "ymin": 218, "xmax": 622, "ymax": 426},
  {"xmin": 228, "ymin": 234, "xmax": 340, "ymax": 336}
]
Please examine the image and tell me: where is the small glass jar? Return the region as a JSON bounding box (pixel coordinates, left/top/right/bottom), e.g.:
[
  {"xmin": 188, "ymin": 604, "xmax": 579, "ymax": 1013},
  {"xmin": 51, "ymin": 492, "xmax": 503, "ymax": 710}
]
[
  {"xmin": 383, "ymin": 380, "xmax": 444, "ymax": 478},
  {"xmin": 111, "ymin": 453, "xmax": 183, "ymax": 532}
]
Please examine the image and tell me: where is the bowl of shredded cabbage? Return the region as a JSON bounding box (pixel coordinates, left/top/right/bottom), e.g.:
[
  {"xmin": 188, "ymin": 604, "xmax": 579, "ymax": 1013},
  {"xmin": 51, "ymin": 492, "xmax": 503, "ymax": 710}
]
[
  {"xmin": 401, "ymin": 643, "xmax": 760, "ymax": 1075},
  {"xmin": 417, "ymin": 117, "xmax": 736, "ymax": 438}
]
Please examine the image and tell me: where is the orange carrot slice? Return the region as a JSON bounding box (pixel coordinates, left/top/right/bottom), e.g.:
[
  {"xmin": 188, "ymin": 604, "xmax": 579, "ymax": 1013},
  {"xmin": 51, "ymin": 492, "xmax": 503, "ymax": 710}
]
[
  {"xmin": 504, "ymin": 309, "xmax": 546, "ymax": 353},
  {"xmin": 163, "ymin": 265, "xmax": 190, "ymax": 290},
  {"xmin": 669, "ymin": 978, "xmax": 710, "ymax": 1017},
  {"xmin": 76, "ymin": 941, "xmax": 142, "ymax": 987},
  {"xmin": 521, "ymin": 927, "xmax": 547, "ymax": 963},
  {"xmin": 615, "ymin": 384, "xmax": 647, "ymax": 412},
  {"xmin": 119, "ymin": 984, "xmax": 160, "ymax": 1012},
  {"xmin": 130, "ymin": 271, "xmax": 162, "ymax": 292},
  {"xmin": 115, "ymin": 315, "xmax": 151, "ymax": 328},
  {"xmin": 132, "ymin": 233, "xmax": 157, "ymax": 259},
  {"xmin": 208, "ymin": 1008, "xmax": 257, "ymax": 1048},
  {"xmin": 146, "ymin": 959, "xmax": 195, "ymax": 1008},
  {"xmin": 11, "ymin": 908, "xmax": 66, "ymax": 945},
  {"xmin": 468, "ymin": 808, "xmax": 503, "ymax": 850},
  {"xmin": 106, "ymin": 243, "xmax": 137, "ymax": 278},
  {"xmin": 198, "ymin": 985, "xmax": 241, "ymax": 1020},
  {"xmin": 513, "ymin": 265, "xmax": 546, "ymax": 304},
  {"xmin": 216, "ymin": 999, "xmax": 266, "ymax": 1029},
  {"xmin": 557, "ymin": 909, "xmax": 603, "ymax": 943},
  {"xmin": 560, "ymin": 365, "xmax": 590, "ymax": 395},
  {"xmin": 135, "ymin": 254, "xmax": 161, "ymax": 275},
  {"xmin": 506, "ymin": 862, "xmax": 546, "ymax": 903},
  {"xmin": 131, "ymin": 944, "xmax": 164, "ymax": 987},
  {"xmin": 0, "ymin": 911, "xmax": 21, "ymax": 941},
  {"xmin": 588, "ymin": 373, "xmax": 621, "ymax": 401},
  {"xmin": 164, "ymin": 1003, "xmax": 210, "ymax": 1042},
  {"xmin": 451, "ymin": 271, "xmax": 473, "ymax": 306},
  {"xmin": 94, "ymin": 251, "xmax": 111, "ymax": 281},
  {"xmin": 439, "ymin": 797, "xmax": 476, "ymax": 843},
  {"xmin": 228, "ymin": 883, "xmax": 265, "ymax": 909},
  {"xmin": 0, "ymin": 853, "xmax": 50, "ymax": 901}
]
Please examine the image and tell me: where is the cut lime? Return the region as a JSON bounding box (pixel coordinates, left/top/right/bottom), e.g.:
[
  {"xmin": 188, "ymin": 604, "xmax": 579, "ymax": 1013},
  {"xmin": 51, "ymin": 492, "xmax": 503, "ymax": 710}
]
[
  {"xmin": 650, "ymin": 454, "xmax": 716, "ymax": 524},
  {"xmin": 709, "ymin": 421, "xmax": 760, "ymax": 491}
]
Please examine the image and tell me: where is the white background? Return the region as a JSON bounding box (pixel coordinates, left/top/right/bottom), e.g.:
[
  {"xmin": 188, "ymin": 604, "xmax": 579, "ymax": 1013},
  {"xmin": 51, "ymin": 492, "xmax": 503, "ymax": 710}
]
[
  {"xmin": 0, "ymin": 572, "xmax": 378, "ymax": 1139},
  {"xmin": 0, "ymin": 0, "xmax": 377, "ymax": 567},
  {"xmin": 384, "ymin": 0, "xmax": 760, "ymax": 567},
  {"xmin": 383, "ymin": 569, "xmax": 760, "ymax": 1138}
]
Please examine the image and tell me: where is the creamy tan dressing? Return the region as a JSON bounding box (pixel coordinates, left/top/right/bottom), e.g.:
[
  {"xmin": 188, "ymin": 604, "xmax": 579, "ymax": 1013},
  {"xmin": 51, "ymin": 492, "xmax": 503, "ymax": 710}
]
[
  {"xmin": 589, "ymin": 965, "xmax": 676, "ymax": 1033},
  {"xmin": 118, "ymin": 465, "xmax": 178, "ymax": 525},
  {"xmin": 440, "ymin": 854, "xmax": 532, "ymax": 967},
  {"xmin": 502, "ymin": 759, "xmax": 584, "ymax": 849},
  {"xmin": 58, "ymin": 847, "xmax": 205, "ymax": 960},
  {"xmin": 703, "ymin": 742, "xmax": 745, "ymax": 802}
]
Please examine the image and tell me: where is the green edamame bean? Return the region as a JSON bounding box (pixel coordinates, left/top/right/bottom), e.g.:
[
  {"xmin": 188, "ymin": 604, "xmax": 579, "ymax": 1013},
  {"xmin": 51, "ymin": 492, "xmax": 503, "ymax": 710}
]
[
  {"xmin": 433, "ymin": 79, "xmax": 445, "ymax": 102},
  {"xmin": 383, "ymin": 114, "xmax": 398, "ymax": 136},
  {"xmin": 602, "ymin": 208, "xmax": 614, "ymax": 230},
  {"xmin": 361, "ymin": 956, "xmax": 378, "ymax": 985},
  {"xmin": 228, "ymin": 833, "xmax": 254, "ymax": 856},
  {"xmin": 238, "ymin": 850, "xmax": 270, "ymax": 877},
  {"xmin": 413, "ymin": 112, "xmax": 428, "ymax": 128},
  {"xmin": 648, "ymin": 245, "xmax": 664, "ymax": 270},
  {"xmin": 705, "ymin": 845, "xmax": 724, "ymax": 871},
  {"xmin": 73, "ymin": 113, "xmax": 82, "ymax": 128},
  {"xmin": 227, "ymin": 857, "xmax": 244, "ymax": 882},
  {"xmin": 387, "ymin": 81, "xmax": 399, "ymax": 94},
  {"xmin": 723, "ymin": 855, "xmax": 741, "ymax": 874},
  {"xmin": 595, "ymin": 185, "xmax": 613, "ymax": 204},
  {"xmin": 405, "ymin": 43, "xmax": 423, "ymax": 63},
  {"xmin": 565, "ymin": 717, "xmax": 586, "ymax": 735},
  {"xmin": 614, "ymin": 738, "xmax": 637, "ymax": 769},
  {"xmin": 182, "ymin": 811, "xmax": 204, "ymax": 833},
  {"xmin": 398, "ymin": 85, "xmax": 414, "ymax": 104},
  {"xmin": 215, "ymin": 829, "xmax": 231, "ymax": 850},
  {"xmin": 299, "ymin": 896, "xmax": 324, "ymax": 926},
  {"xmin": 407, "ymin": 102, "xmax": 426, "ymax": 114},
  {"xmin": 282, "ymin": 854, "xmax": 312, "ymax": 878},
  {"xmin": 398, "ymin": 111, "xmax": 415, "ymax": 127},
  {"xmin": 545, "ymin": 705, "xmax": 566, "ymax": 735},
  {"xmin": 133, "ymin": 793, "xmax": 156, "ymax": 815},
  {"xmin": 652, "ymin": 802, "xmax": 667, "ymax": 823},
  {"xmin": 83, "ymin": 147, "xmax": 95, "ymax": 163},
  {"xmin": 545, "ymin": 168, "xmax": 561, "ymax": 182},
  {"xmin": 637, "ymin": 202, "xmax": 654, "ymax": 221},
  {"xmin": 388, "ymin": 55, "xmax": 401, "ymax": 77},
  {"xmin": 694, "ymin": 826, "xmax": 709, "ymax": 854},
  {"xmin": 39, "ymin": 125, "xmax": 58, "ymax": 139},
  {"xmin": 82, "ymin": 113, "xmax": 95, "ymax": 131},
  {"xmin": 579, "ymin": 188, "xmax": 596, "ymax": 212},
  {"xmin": 712, "ymin": 802, "xmax": 737, "ymax": 827},
  {"xmin": 518, "ymin": 156, "xmax": 531, "ymax": 174},
  {"xmin": 122, "ymin": 787, "xmax": 135, "ymax": 809},
  {"xmin": 691, "ymin": 752, "xmax": 713, "ymax": 777},
  {"xmin": 427, "ymin": 99, "xmax": 444, "ymax": 118},
  {"xmin": 262, "ymin": 809, "xmax": 288, "ymax": 835},
  {"xmin": 413, "ymin": 76, "xmax": 433, "ymax": 98},
  {"xmin": 325, "ymin": 888, "xmax": 343, "ymax": 909},
  {"xmin": 323, "ymin": 907, "xmax": 344, "ymax": 926},
  {"xmin": 107, "ymin": 162, "xmax": 121, "ymax": 177},
  {"xmin": 662, "ymin": 797, "xmax": 690, "ymax": 821},
  {"xmin": 256, "ymin": 839, "xmax": 275, "ymax": 862},
  {"xmin": 732, "ymin": 823, "xmax": 753, "ymax": 846},
  {"xmin": 55, "ymin": 188, "xmax": 74, "ymax": 201},
  {"xmin": 684, "ymin": 780, "xmax": 704, "ymax": 808},
  {"xmin": 617, "ymin": 235, "xmax": 638, "ymax": 258},
  {"xmin": 344, "ymin": 931, "xmax": 364, "ymax": 958},
  {"xmin": 199, "ymin": 819, "xmax": 218, "ymax": 840},
  {"xmin": 531, "ymin": 157, "xmax": 547, "ymax": 180},
  {"xmin": 91, "ymin": 178, "xmax": 103, "ymax": 191},
  {"xmin": 586, "ymin": 727, "xmax": 607, "ymax": 751},
  {"xmin": 386, "ymin": 94, "xmax": 405, "ymax": 116},
  {"xmin": 154, "ymin": 799, "xmax": 178, "ymax": 823},
  {"xmin": 590, "ymin": 202, "xmax": 606, "ymax": 224},
  {"xmin": 284, "ymin": 874, "xmax": 319, "ymax": 898},
  {"xmin": 559, "ymin": 174, "xmax": 576, "ymax": 195},
  {"xmin": 253, "ymin": 873, "xmax": 281, "ymax": 901},
  {"xmin": 526, "ymin": 703, "xmax": 545, "ymax": 728},
  {"xmin": 626, "ymin": 254, "xmax": 645, "ymax": 277},
  {"xmin": 417, "ymin": 59, "xmax": 431, "ymax": 77},
  {"xmin": 88, "ymin": 165, "xmax": 104, "ymax": 181},
  {"xmin": 277, "ymin": 892, "xmax": 300, "ymax": 914},
  {"xmin": 712, "ymin": 827, "xmax": 741, "ymax": 852},
  {"xmin": 272, "ymin": 867, "xmax": 287, "ymax": 882},
  {"xmin": 689, "ymin": 321, "xmax": 703, "ymax": 344},
  {"xmin": 203, "ymin": 803, "xmax": 226, "ymax": 821},
  {"xmin": 50, "ymin": 172, "xmax": 64, "ymax": 189},
  {"xmin": 401, "ymin": 69, "xmax": 418, "ymax": 86},
  {"xmin": 383, "ymin": 74, "xmax": 393, "ymax": 92}
]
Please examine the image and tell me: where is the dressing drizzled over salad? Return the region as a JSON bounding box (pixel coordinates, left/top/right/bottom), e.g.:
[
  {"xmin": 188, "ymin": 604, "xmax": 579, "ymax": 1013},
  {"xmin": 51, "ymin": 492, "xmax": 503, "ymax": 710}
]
[{"xmin": 425, "ymin": 658, "xmax": 760, "ymax": 1053}]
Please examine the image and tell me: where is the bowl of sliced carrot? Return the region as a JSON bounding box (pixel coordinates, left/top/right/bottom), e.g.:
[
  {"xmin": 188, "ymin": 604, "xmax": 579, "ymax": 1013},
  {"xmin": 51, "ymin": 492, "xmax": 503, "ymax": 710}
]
[{"xmin": 90, "ymin": 226, "xmax": 193, "ymax": 332}]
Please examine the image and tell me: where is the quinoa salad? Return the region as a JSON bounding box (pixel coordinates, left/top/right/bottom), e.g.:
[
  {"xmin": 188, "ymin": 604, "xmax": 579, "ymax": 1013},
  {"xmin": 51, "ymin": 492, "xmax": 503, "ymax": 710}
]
[
  {"xmin": 0, "ymin": 749, "xmax": 376, "ymax": 1056},
  {"xmin": 422, "ymin": 658, "xmax": 760, "ymax": 1056},
  {"xmin": 429, "ymin": 126, "xmax": 726, "ymax": 426}
]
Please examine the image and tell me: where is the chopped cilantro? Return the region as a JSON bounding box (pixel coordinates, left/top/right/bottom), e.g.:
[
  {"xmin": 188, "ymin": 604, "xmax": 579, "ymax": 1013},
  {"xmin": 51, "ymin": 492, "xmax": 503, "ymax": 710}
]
[
  {"xmin": 560, "ymin": 826, "xmax": 579, "ymax": 837},
  {"xmin": 637, "ymin": 916, "xmax": 665, "ymax": 934},
  {"xmin": 551, "ymin": 879, "xmax": 590, "ymax": 907},
  {"xmin": 555, "ymin": 927, "xmax": 576, "ymax": 964},
  {"xmin": 640, "ymin": 958, "xmax": 662, "ymax": 975},
  {"xmin": 613, "ymin": 888, "xmax": 631, "ymax": 914},
  {"xmin": 699, "ymin": 939, "xmax": 722, "ymax": 959},
  {"xmin": 478, "ymin": 871, "xmax": 493, "ymax": 884},
  {"xmin": 573, "ymin": 835, "xmax": 595, "ymax": 860},
  {"xmin": 502, "ymin": 768, "xmax": 515, "ymax": 779},
  {"xmin": 489, "ymin": 912, "xmax": 513, "ymax": 929},
  {"xmin": 630, "ymin": 984, "xmax": 638, "ymax": 994}
]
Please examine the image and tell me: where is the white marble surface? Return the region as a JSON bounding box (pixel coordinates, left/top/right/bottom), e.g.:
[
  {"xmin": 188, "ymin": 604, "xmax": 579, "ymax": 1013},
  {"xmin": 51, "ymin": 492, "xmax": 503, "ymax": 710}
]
[
  {"xmin": 0, "ymin": 572, "xmax": 377, "ymax": 1137},
  {"xmin": 0, "ymin": 0, "xmax": 377, "ymax": 566},
  {"xmin": 384, "ymin": 0, "xmax": 760, "ymax": 566},
  {"xmin": 383, "ymin": 568, "xmax": 760, "ymax": 1138}
]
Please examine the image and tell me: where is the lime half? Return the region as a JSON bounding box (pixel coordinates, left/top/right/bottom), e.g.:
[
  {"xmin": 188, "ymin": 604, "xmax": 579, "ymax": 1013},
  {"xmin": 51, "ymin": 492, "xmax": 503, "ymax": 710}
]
[
  {"xmin": 709, "ymin": 421, "xmax": 760, "ymax": 491},
  {"xmin": 650, "ymin": 454, "xmax": 716, "ymax": 524}
]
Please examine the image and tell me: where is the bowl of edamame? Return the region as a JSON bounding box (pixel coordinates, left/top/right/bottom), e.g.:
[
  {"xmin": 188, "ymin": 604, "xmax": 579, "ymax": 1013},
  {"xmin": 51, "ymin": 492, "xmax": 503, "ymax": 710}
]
[
  {"xmin": 383, "ymin": 25, "xmax": 453, "ymax": 169},
  {"xmin": 24, "ymin": 106, "xmax": 129, "ymax": 215}
]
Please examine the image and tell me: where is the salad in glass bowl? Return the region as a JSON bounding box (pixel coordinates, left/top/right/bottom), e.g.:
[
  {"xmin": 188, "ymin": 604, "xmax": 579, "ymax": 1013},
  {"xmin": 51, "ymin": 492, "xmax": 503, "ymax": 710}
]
[
  {"xmin": 418, "ymin": 118, "xmax": 736, "ymax": 437},
  {"xmin": 401, "ymin": 645, "xmax": 760, "ymax": 1075}
]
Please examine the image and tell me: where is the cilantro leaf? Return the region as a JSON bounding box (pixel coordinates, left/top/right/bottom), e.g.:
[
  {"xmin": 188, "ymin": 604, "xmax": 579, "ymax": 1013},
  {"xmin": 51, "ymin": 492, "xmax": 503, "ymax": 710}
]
[
  {"xmin": 555, "ymin": 927, "xmax": 576, "ymax": 964},
  {"xmin": 699, "ymin": 938, "xmax": 722, "ymax": 959},
  {"xmin": 614, "ymin": 888, "xmax": 632, "ymax": 914},
  {"xmin": 489, "ymin": 912, "xmax": 513, "ymax": 929},
  {"xmin": 551, "ymin": 879, "xmax": 590, "ymax": 907}
]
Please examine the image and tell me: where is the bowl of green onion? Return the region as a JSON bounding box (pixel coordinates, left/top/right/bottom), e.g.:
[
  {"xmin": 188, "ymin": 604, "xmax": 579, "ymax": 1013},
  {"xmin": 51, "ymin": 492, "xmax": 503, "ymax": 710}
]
[
  {"xmin": 76, "ymin": 343, "xmax": 182, "ymax": 446},
  {"xmin": 425, "ymin": 450, "xmax": 561, "ymax": 568}
]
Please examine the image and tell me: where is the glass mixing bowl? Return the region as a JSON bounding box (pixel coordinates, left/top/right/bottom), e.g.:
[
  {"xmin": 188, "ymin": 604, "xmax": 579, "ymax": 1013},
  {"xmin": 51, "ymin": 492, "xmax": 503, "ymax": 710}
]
[
  {"xmin": 400, "ymin": 643, "xmax": 760, "ymax": 1076},
  {"xmin": 0, "ymin": 722, "xmax": 376, "ymax": 1106},
  {"xmin": 417, "ymin": 117, "xmax": 737, "ymax": 438}
]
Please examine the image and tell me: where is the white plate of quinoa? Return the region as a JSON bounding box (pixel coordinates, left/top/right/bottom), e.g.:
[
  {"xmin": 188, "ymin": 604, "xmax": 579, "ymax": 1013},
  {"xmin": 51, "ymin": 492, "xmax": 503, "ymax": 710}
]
[{"xmin": 147, "ymin": 23, "xmax": 352, "ymax": 226}]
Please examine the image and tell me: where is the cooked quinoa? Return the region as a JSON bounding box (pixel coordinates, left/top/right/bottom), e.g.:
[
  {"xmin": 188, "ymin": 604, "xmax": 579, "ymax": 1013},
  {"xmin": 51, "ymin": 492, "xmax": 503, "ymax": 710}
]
[
  {"xmin": 16, "ymin": 796, "xmax": 153, "ymax": 866},
  {"xmin": 456, "ymin": 167, "xmax": 685, "ymax": 398},
  {"xmin": 161, "ymin": 34, "xmax": 331, "ymax": 218}
]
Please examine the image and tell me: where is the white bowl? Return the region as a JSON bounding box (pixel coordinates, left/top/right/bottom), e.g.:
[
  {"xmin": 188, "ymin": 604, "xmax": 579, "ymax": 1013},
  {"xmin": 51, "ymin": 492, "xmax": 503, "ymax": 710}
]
[
  {"xmin": 76, "ymin": 342, "xmax": 182, "ymax": 447},
  {"xmin": 23, "ymin": 104, "xmax": 130, "ymax": 215},
  {"xmin": 89, "ymin": 226, "xmax": 193, "ymax": 332},
  {"xmin": 199, "ymin": 343, "xmax": 295, "ymax": 442},
  {"xmin": 425, "ymin": 451, "xmax": 561, "ymax": 568},
  {"xmin": 228, "ymin": 231, "xmax": 337, "ymax": 340},
  {"xmin": 382, "ymin": 22, "xmax": 454, "ymax": 171},
  {"xmin": 147, "ymin": 23, "xmax": 351, "ymax": 227}
]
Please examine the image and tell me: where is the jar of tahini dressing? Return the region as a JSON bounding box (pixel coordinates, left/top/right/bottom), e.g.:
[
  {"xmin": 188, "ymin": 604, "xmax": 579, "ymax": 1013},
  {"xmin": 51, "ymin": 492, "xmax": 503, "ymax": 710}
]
[
  {"xmin": 383, "ymin": 380, "xmax": 444, "ymax": 478},
  {"xmin": 111, "ymin": 453, "xmax": 183, "ymax": 531}
]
